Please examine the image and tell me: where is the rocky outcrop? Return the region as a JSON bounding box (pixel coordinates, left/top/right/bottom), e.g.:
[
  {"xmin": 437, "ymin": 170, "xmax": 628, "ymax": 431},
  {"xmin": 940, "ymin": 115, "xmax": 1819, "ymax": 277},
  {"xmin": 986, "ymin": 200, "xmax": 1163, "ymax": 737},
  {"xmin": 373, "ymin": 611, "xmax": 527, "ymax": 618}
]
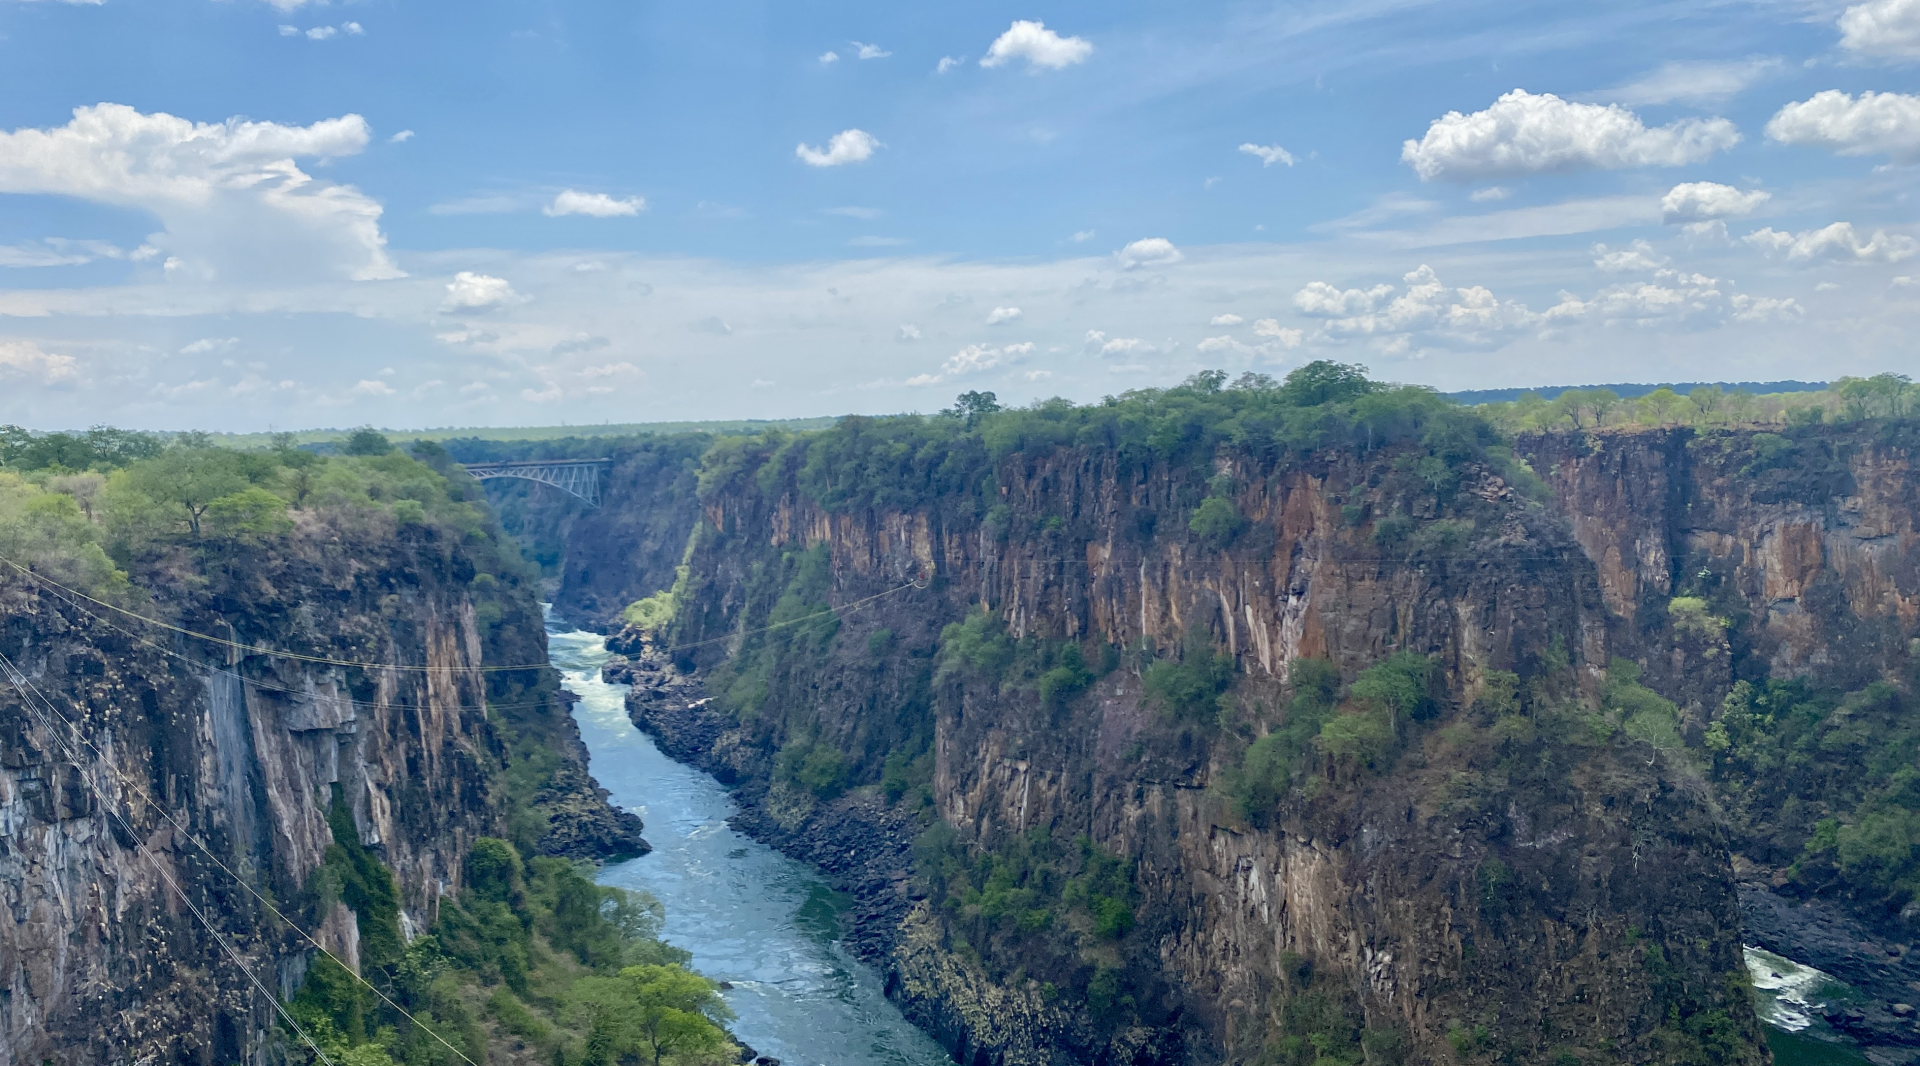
[
  {"xmin": 0, "ymin": 515, "xmax": 639, "ymax": 1065},
  {"xmin": 591, "ymin": 437, "xmax": 1767, "ymax": 1065}
]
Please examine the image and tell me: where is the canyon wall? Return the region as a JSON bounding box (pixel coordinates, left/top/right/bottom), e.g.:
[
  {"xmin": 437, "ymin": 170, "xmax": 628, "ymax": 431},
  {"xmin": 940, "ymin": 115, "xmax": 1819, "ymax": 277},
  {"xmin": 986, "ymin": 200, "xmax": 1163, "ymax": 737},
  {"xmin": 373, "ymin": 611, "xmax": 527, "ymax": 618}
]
[
  {"xmin": 0, "ymin": 509, "xmax": 638, "ymax": 1065},
  {"xmin": 580, "ymin": 422, "xmax": 1769, "ymax": 1065}
]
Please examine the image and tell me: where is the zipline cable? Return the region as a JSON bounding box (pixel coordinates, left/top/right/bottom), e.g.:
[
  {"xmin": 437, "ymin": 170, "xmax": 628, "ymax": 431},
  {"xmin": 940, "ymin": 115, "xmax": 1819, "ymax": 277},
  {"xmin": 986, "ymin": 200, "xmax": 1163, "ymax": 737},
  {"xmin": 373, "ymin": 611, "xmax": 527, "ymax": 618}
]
[
  {"xmin": 0, "ymin": 649, "xmax": 341, "ymax": 1066},
  {"xmin": 0, "ymin": 651, "xmax": 483, "ymax": 1066}
]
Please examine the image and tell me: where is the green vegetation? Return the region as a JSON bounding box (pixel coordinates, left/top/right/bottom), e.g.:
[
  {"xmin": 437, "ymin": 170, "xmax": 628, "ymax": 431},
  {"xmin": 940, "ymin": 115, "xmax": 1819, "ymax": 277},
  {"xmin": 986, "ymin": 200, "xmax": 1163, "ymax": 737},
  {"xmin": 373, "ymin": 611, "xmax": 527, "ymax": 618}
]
[
  {"xmin": 1708, "ymin": 675, "xmax": 1920, "ymax": 913},
  {"xmin": 1476, "ymin": 373, "xmax": 1916, "ymax": 434},
  {"xmin": 915, "ymin": 822, "xmax": 1138, "ymax": 965},
  {"xmin": 623, "ymin": 565, "xmax": 690, "ymax": 631},
  {"xmin": 292, "ymin": 832, "xmax": 729, "ymax": 1066},
  {"xmin": 1255, "ymin": 953, "xmax": 1404, "ymax": 1066}
]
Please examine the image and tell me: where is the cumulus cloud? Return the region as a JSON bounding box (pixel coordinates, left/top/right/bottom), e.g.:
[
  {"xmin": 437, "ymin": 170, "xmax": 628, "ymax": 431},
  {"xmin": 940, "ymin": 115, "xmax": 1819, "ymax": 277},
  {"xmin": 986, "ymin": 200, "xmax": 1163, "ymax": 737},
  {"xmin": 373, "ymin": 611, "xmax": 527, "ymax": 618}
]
[
  {"xmin": 0, "ymin": 103, "xmax": 398, "ymax": 282},
  {"xmin": 350, "ymin": 379, "xmax": 395, "ymax": 396},
  {"xmin": 1765, "ymin": 90, "xmax": 1920, "ymax": 159},
  {"xmin": 544, "ymin": 190, "xmax": 645, "ymax": 217},
  {"xmin": 1400, "ymin": 89, "xmax": 1740, "ymax": 181},
  {"xmin": 1239, "ymin": 143, "xmax": 1295, "ymax": 167},
  {"xmin": 796, "ymin": 129, "xmax": 880, "ymax": 167},
  {"xmin": 306, "ymin": 26, "xmax": 336, "ymax": 40},
  {"xmin": 1294, "ymin": 281, "xmax": 1396, "ymax": 316},
  {"xmin": 1742, "ymin": 222, "xmax": 1919, "ymax": 263},
  {"xmin": 1839, "ymin": 0, "xmax": 1920, "ymax": 59},
  {"xmin": 1296, "ymin": 265, "xmax": 1576, "ymax": 349},
  {"xmin": 0, "ymin": 340, "xmax": 79, "ymax": 385},
  {"xmin": 937, "ymin": 56, "xmax": 963, "ymax": 73},
  {"xmin": 1592, "ymin": 239, "xmax": 1670, "ymax": 272},
  {"xmin": 1083, "ymin": 331, "xmax": 1165, "ymax": 357},
  {"xmin": 1469, "ymin": 186, "xmax": 1511, "ymax": 202},
  {"xmin": 1115, "ymin": 237, "xmax": 1182, "ymax": 270},
  {"xmin": 1070, "ymin": 229, "xmax": 1096, "ymax": 242},
  {"xmin": 389, "ymin": 129, "xmax": 414, "ymax": 143},
  {"xmin": 1252, "ymin": 318, "xmax": 1304, "ymax": 347},
  {"xmin": 1210, "ymin": 313, "xmax": 1244, "ymax": 326},
  {"xmin": 986, "ymin": 306, "xmax": 1023, "ymax": 324},
  {"xmin": 443, "ymin": 272, "xmax": 522, "ymax": 309},
  {"xmin": 907, "ymin": 341, "xmax": 1036, "ymax": 384},
  {"xmin": 1662, "ymin": 181, "xmax": 1770, "ymax": 223},
  {"xmin": 1587, "ymin": 57, "xmax": 1784, "ymax": 107},
  {"xmin": 853, "ymin": 41, "xmax": 890, "ymax": 59},
  {"xmin": 819, "ymin": 51, "xmax": 840, "ymax": 64},
  {"xmin": 980, "ymin": 20, "xmax": 1092, "ymax": 70}
]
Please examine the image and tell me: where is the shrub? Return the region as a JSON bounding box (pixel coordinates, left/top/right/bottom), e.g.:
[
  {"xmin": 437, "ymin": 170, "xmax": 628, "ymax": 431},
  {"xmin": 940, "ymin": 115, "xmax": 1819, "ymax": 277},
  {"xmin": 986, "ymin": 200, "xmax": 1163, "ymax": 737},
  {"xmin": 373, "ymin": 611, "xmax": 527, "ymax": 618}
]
[{"xmin": 1189, "ymin": 496, "xmax": 1246, "ymax": 547}]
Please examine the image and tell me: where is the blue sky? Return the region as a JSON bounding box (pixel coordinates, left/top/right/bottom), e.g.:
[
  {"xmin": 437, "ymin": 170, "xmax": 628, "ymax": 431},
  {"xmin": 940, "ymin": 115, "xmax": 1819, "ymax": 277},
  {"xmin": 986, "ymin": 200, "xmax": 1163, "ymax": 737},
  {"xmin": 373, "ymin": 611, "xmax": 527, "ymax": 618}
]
[{"xmin": 0, "ymin": 0, "xmax": 1915, "ymax": 430}]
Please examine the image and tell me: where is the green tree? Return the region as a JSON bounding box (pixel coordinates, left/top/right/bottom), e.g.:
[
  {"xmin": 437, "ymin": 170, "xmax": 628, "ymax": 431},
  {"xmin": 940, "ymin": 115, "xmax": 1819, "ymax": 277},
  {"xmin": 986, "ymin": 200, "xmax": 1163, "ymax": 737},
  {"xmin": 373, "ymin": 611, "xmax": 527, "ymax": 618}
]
[
  {"xmin": 204, "ymin": 486, "xmax": 293, "ymax": 541},
  {"xmin": 119, "ymin": 447, "xmax": 255, "ymax": 538},
  {"xmin": 343, "ymin": 427, "xmax": 394, "ymax": 456},
  {"xmin": 1688, "ymin": 385, "xmax": 1723, "ymax": 424},
  {"xmin": 950, "ymin": 391, "xmax": 1002, "ymax": 427},
  {"xmin": 1641, "ymin": 387, "xmax": 1683, "ymax": 426},
  {"xmin": 1280, "ymin": 360, "xmax": 1379, "ymax": 407},
  {"xmin": 566, "ymin": 965, "xmax": 734, "ymax": 1066}
]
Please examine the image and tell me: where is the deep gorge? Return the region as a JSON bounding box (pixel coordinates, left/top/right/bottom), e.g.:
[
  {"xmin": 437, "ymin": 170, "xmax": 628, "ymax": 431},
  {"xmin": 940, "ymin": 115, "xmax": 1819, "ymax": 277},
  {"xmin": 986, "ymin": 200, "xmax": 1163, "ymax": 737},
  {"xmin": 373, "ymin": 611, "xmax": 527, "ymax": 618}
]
[{"xmin": 4, "ymin": 374, "xmax": 1918, "ymax": 1065}]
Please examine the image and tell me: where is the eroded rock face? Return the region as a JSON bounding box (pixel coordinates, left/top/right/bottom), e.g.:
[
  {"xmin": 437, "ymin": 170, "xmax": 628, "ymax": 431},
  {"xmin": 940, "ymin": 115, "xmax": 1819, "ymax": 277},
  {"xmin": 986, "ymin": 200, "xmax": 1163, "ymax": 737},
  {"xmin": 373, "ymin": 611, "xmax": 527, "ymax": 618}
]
[
  {"xmin": 1520, "ymin": 425, "xmax": 1920, "ymax": 702},
  {"xmin": 592, "ymin": 441, "xmax": 1766, "ymax": 1065},
  {"xmin": 0, "ymin": 518, "xmax": 636, "ymax": 1065}
]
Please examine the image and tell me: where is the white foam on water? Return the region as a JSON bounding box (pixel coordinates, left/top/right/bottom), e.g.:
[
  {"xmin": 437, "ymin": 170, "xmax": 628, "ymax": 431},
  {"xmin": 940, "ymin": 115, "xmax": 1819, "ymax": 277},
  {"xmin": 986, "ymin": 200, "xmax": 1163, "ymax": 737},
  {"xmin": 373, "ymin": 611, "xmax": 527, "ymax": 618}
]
[{"xmin": 1747, "ymin": 944, "xmax": 1843, "ymax": 1032}]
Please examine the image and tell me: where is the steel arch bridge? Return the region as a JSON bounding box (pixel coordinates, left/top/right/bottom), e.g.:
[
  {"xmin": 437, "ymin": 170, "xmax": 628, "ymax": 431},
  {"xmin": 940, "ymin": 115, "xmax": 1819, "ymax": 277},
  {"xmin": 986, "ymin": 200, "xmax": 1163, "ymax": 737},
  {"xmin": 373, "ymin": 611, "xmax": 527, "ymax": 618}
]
[{"xmin": 461, "ymin": 459, "xmax": 613, "ymax": 507}]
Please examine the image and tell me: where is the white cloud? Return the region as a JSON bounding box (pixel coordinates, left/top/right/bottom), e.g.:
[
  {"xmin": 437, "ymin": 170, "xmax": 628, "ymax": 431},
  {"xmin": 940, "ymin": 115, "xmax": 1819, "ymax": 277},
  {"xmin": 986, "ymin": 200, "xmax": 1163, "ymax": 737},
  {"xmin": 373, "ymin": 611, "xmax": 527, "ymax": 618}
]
[
  {"xmin": 796, "ymin": 129, "xmax": 880, "ymax": 167},
  {"xmin": 1730, "ymin": 294, "xmax": 1806, "ymax": 322},
  {"xmin": 579, "ymin": 361, "xmax": 638, "ymax": 378},
  {"xmin": 1196, "ymin": 336, "xmax": 1239, "ymax": 353},
  {"xmin": 1743, "ymin": 222, "xmax": 1919, "ymax": 263},
  {"xmin": 521, "ymin": 382, "xmax": 563, "ymax": 403},
  {"xmin": 1252, "ymin": 318, "xmax": 1304, "ymax": 347},
  {"xmin": 1839, "ymin": 0, "xmax": 1920, "ymax": 59},
  {"xmin": 1469, "ymin": 186, "xmax": 1511, "ymax": 202},
  {"xmin": 819, "ymin": 51, "xmax": 840, "ymax": 65},
  {"xmin": 306, "ymin": 26, "xmax": 336, "ymax": 40},
  {"xmin": 986, "ymin": 306, "xmax": 1023, "ymax": 324},
  {"xmin": 1294, "ymin": 281, "xmax": 1396, "ymax": 316},
  {"xmin": 897, "ymin": 324, "xmax": 922, "ymax": 342},
  {"xmin": 1661, "ymin": 181, "xmax": 1770, "ymax": 223},
  {"xmin": 0, "ymin": 103, "xmax": 398, "ymax": 282},
  {"xmin": 1299, "ymin": 264, "xmax": 1569, "ymax": 348},
  {"xmin": 1210, "ymin": 313, "xmax": 1244, "ymax": 326},
  {"xmin": 343, "ymin": 21, "xmax": 363, "ymax": 35},
  {"xmin": 937, "ymin": 56, "xmax": 963, "ymax": 73},
  {"xmin": 444, "ymin": 271, "xmax": 522, "ymax": 309},
  {"xmin": 180, "ymin": 337, "xmax": 239, "ymax": 355},
  {"xmin": 1816, "ymin": 281, "xmax": 1843, "ymax": 291},
  {"xmin": 1400, "ymin": 89, "xmax": 1740, "ymax": 181},
  {"xmin": 1586, "ymin": 57, "xmax": 1784, "ymax": 107},
  {"xmin": 259, "ymin": 0, "xmax": 317, "ymax": 11},
  {"xmin": 1591, "ymin": 239, "xmax": 1670, "ymax": 272},
  {"xmin": 1115, "ymin": 237, "xmax": 1183, "ymax": 270},
  {"xmin": 0, "ymin": 341, "xmax": 79, "ymax": 384},
  {"xmin": 1765, "ymin": 90, "xmax": 1920, "ymax": 159},
  {"xmin": 389, "ymin": 129, "xmax": 414, "ymax": 143},
  {"xmin": 980, "ymin": 20, "xmax": 1092, "ymax": 70},
  {"xmin": 853, "ymin": 41, "xmax": 890, "ymax": 59},
  {"xmin": 1070, "ymin": 229, "xmax": 1096, "ymax": 242},
  {"xmin": 278, "ymin": 25, "xmax": 298, "ymax": 36},
  {"xmin": 911, "ymin": 340, "xmax": 1037, "ymax": 383},
  {"xmin": 1239, "ymin": 143, "xmax": 1295, "ymax": 167},
  {"xmin": 544, "ymin": 189, "xmax": 645, "ymax": 217},
  {"xmin": 0, "ymin": 240, "xmax": 105, "ymax": 268},
  {"xmin": 349, "ymin": 379, "xmax": 395, "ymax": 396},
  {"xmin": 1083, "ymin": 330, "xmax": 1161, "ymax": 356}
]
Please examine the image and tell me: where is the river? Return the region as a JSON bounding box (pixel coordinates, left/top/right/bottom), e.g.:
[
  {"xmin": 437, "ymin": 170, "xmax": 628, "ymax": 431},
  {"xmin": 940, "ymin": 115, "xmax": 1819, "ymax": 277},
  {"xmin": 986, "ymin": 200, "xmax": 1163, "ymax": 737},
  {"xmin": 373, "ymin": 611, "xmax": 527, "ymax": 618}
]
[
  {"xmin": 547, "ymin": 616, "xmax": 1870, "ymax": 1065},
  {"xmin": 546, "ymin": 620, "xmax": 954, "ymax": 1066}
]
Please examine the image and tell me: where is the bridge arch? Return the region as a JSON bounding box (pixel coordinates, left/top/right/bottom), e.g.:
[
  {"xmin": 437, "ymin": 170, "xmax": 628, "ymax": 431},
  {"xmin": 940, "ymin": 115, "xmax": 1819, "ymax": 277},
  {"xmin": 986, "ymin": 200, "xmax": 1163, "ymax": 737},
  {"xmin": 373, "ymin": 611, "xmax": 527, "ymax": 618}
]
[{"xmin": 461, "ymin": 459, "xmax": 612, "ymax": 507}]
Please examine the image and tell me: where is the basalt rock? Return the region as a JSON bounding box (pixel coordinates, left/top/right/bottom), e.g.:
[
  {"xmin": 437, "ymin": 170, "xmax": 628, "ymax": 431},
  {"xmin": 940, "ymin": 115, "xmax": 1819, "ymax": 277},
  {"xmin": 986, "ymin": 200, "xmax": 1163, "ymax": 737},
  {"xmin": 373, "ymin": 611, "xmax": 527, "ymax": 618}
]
[{"xmin": 0, "ymin": 515, "xmax": 638, "ymax": 1065}]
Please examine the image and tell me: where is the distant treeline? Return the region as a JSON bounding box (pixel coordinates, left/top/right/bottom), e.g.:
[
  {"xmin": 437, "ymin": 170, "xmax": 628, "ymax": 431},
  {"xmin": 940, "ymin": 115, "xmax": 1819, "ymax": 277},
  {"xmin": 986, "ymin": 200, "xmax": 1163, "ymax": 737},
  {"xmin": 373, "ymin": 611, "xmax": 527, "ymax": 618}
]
[{"xmin": 1447, "ymin": 381, "xmax": 1828, "ymax": 405}]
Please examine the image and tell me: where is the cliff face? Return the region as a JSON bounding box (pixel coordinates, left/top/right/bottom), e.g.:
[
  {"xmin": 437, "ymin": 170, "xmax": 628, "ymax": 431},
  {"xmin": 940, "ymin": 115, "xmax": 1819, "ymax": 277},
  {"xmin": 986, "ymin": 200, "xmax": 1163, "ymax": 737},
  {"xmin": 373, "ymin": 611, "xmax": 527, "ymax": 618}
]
[
  {"xmin": 592, "ymin": 434, "xmax": 1765, "ymax": 1065},
  {"xmin": 0, "ymin": 510, "xmax": 636, "ymax": 1065},
  {"xmin": 1519, "ymin": 424, "xmax": 1920, "ymax": 706}
]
